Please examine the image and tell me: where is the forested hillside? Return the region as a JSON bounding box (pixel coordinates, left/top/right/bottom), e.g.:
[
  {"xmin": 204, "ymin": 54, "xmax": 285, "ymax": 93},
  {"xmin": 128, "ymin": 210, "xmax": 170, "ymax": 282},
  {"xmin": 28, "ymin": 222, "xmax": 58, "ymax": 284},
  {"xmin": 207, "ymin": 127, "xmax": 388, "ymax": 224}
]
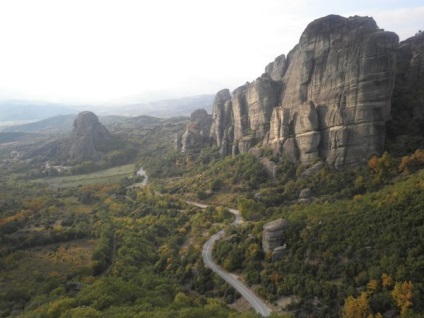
[{"xmin": 0, "ymin": 161, "xmax": 283, "ymax": 317}]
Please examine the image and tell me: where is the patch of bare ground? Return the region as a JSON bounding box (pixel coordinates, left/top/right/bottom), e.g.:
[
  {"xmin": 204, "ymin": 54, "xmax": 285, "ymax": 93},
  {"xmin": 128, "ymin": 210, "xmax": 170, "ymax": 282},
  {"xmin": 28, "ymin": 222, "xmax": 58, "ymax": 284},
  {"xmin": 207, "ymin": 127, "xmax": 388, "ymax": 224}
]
[
  {"xmin": 229, "ymin": 295, "xmax": 256, "ymax": 313},
  {"xmin": 270, "ymin": 295, "xmax": 301, "ymax": 313}
]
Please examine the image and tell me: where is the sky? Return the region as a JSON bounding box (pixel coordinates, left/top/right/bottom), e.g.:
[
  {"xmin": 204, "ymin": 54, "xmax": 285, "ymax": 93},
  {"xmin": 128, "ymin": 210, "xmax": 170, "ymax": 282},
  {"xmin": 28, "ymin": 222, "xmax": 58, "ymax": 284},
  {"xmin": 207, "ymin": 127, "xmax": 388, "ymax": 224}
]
[{"xmin": 0, "ymin": 0, "xmax": 422, "ymax": 104}]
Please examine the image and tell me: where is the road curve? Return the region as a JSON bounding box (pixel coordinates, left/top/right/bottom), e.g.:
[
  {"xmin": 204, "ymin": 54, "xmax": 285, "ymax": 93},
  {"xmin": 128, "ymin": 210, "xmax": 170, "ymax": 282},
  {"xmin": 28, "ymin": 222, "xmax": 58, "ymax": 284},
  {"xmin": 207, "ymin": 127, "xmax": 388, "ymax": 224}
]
[{"xmin": 187, "ymin": 201, "xmax": 271, "ymax": 317}]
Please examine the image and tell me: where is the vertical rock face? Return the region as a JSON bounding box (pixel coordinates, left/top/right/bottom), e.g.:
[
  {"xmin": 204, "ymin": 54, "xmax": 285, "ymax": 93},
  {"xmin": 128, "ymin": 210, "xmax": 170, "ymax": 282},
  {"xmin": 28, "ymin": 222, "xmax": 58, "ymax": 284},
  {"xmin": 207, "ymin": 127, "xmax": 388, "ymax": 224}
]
[
  {"xmin": 265, "ymin": 54, "xmax": 287, "ymax": 81},
  {"xmin": 387, "ymin": 32, "xmax": 424, "ymax": 152},
  {"xmin": 181, "ymin": 109, "xmax": 212, "ymax": 153},
  {"xmin": 210, "ymin": 75, "xmax": 282, "ymax": 156},
  {"xmin": 210, "ymin": 15, "xmax": 399, "ymax": 168},
  {"xmin": 275, "ymin": 15, "xmax": 398, "ymax": 167},
  {"xmin": 69, "ymin": 111, "xmax": 115, "ymax": 162},
  {"xmin": 210, "ymin": 89, "xmax": 233, "ymax": 156}
]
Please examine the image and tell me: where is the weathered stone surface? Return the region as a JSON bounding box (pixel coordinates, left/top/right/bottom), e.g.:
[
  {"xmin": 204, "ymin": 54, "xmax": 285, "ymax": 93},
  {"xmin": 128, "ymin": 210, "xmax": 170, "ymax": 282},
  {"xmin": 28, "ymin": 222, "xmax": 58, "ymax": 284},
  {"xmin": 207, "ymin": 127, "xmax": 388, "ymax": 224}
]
[
  {"xmin": 276, "ymin": 15, "xmax": 398, "ymax": 167},
  {"xmin": 210, "ymin": 15, "xmax": 399, "ymax": 168},
  {"xmin": 299, "ymin": 188, "xmax": 313, "ymax": 203},
  {"xmin": 181, "ymin": 109, "xmax": 212, "ymax": 153},
  {"xmin": 249, "ymin": 148, "xmax": 278, "ymax": 179},
  {"xmin": 300, "ymin": 161, "xmax": 325, "ymax": 178},
  {"xmin": 22, "ymin": 111, "xmax": 120, "ymax": 163},
  {"xmin": 299, "ymin": 188, "xmax": 312, "ymax": 199},
  {"xmin": 394, "ymin": 32, "xmax": 424, "ymax": 118},
  {"xmin": 246, "ymin": 74, "xmax": 281, "ymax": 139},
  {"xmin": 238, "ymin": 136, "xmax": 254, "ymax": 154},
  {"xmin": 262, "ymin": 218, "xmax": 288, "ymax": 253},
  {"xmin": 265, "ymin": 54, "xmax": 287, "ymax": 81},
  {"xmin": 69, "ymin": 111, "xmax": 114, "ymax": 162},
  {"xmin": 210, "ymin": 89, "xmax": 233, "ymax": 155},
  {"xmin": 211, "ymin": 76, "xmax": 281, "ymax": 156},
  {"xmin": 272, "ymin": 244, "xmax": 287, "ymax": 261},
  {"xmin": 386, "ymin": 32, "xmax": 424, "ymax": 151}
]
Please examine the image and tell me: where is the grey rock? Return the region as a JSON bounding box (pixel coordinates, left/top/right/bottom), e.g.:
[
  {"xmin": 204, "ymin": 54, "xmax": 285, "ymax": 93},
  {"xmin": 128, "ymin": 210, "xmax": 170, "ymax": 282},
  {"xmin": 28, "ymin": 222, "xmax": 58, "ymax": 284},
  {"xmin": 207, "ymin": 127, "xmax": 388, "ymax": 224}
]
[
  {"xmin": 299, "ymin": 188, "xmax": 313, "ymax": 203},
  {"xmin": 238, "ymin": 136, "xmax": 254, "ymax": 154},
  {"xmin": 300, "ymin": 161, "xmax": 325, "ymax": 178},
  {"xmin": 387, "ymin": 32, "xmax": 424, "ymax": 151},
  {"xmin": 181, "ymin": 109, "xmax": 212, "ymax": 153},
  {"xmin": 299, "ymin": 188, "xmax": 312, "ymax": 199},
  {"xmin": 210, "ymin": 89, "xmax": 233, "ymax": 151},
  {"xmin": 272, "ymin": 244, "xmax": 287, "ymax": 261},
  {"xmin": 69, "ymin": 111, "xmax": 115, "ymax": 162},
  {"xmin": 262, "ymin": 218, "xmax": 288, "ymax": 253},
  {"xmin": 248, "ymin": 148, "xmax": 278, "ymax": 179},
  {"xmin": 265, "ymin": 54, "xmax": 287, "ymax": 81},
  {"xmin": 279, "ymin": 15, "xmax": 398, "ymax": 167},
  {"xmin": 211, "ymin": 76, "xmax": 281, "ymax": 156},
  {"xmin": 209, "ymin": 15, "xmax": 399, "ymax": 168}
]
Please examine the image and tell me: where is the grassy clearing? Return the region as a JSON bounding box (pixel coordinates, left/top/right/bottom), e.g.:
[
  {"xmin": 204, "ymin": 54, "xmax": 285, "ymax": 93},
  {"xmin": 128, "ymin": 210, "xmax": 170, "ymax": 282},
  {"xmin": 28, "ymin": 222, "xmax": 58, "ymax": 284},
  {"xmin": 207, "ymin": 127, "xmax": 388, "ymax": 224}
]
[{"xmin": 31, "ymin": 164, "xmax": 136, "ymax": 188}]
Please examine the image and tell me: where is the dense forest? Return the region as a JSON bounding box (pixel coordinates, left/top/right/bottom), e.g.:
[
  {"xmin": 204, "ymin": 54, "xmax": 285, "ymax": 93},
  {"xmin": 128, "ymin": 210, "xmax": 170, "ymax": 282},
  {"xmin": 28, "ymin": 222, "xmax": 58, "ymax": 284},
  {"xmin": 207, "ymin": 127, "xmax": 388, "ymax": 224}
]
[
  {"xmin": 1, "ymin": 113, "xmax": 424, "ymax": 317},
  {"xmin": 0, "ymin": 161, "xmax": 279, "ymax": 317},
  {"xmin": 140, "ymin": 138, "xmax": 424, "ymax": 317}
]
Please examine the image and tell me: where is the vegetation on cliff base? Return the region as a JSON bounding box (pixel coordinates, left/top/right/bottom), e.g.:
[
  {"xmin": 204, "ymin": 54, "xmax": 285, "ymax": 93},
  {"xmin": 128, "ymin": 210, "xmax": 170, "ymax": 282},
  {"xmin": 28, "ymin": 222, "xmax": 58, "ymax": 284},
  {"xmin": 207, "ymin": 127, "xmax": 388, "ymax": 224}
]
[{"xmin": 212, "ymin": 160, "xmax": 424, "ymax": 317}]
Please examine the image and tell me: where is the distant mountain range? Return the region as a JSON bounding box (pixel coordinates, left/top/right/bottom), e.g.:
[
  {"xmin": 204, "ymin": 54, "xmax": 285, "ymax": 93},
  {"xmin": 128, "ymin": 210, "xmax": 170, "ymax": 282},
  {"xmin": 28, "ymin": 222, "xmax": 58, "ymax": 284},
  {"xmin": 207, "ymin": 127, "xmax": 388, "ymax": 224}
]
[
  {"xmin": 93, "ymin": 94, "xmax": 215, "ymax": 117},
  {"xmin": 0, "ymin": 94, "xmax": 215, "ymax": 131},
  {"xmin": 2, "ymin": 114, "xmax": 127, "ymax": 135},
  {"xmin": 0, "ymin": 100, "xmax": 77, "ymax": 122}
]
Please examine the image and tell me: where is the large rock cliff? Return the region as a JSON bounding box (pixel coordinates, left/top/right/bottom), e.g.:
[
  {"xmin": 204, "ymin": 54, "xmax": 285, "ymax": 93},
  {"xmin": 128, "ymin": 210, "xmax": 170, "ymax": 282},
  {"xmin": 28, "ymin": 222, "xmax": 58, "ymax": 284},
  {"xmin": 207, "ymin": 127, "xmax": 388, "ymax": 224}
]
[
  {"xmin": 69, "ymin": 111, "xmax": 116, "ymax": 162},
  {"xmin": 178, "ymin": 109, "xmax": 212, "ymax": 153},
  {"xmin": 209, "ymin": 15, "xmax": 400, "ymax": 167},
  {"xmin": 386, "ymin": 32, "xmax": 424, "ymax": 153},
  {"xmin": 23, "ymin": 111, "xmax": 121, "ymax": 163}
]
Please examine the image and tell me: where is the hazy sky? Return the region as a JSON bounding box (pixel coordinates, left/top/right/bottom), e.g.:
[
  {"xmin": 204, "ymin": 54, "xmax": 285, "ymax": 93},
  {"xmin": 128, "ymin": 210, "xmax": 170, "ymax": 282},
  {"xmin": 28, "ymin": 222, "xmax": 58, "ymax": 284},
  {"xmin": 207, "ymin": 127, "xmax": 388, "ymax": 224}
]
[{"xmin": 0, "ymin": 0, "xmax": 422, "ymax": 104}]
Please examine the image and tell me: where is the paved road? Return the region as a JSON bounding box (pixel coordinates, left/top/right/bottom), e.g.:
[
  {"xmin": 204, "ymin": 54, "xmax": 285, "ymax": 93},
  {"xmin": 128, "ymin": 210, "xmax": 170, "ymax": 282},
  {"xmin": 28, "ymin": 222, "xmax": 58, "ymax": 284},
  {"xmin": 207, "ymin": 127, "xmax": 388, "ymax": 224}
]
[{"xmin": 187, "ymin": 201, "xmax": 271, "ymax": 317}]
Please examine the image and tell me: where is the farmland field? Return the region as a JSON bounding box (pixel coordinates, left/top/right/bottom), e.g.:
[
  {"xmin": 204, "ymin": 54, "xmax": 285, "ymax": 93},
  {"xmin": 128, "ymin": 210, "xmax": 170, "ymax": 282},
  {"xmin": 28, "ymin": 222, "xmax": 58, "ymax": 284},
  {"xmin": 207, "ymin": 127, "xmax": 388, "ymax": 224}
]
[{"xmin": 31, "ymin": 164, "xmax": 136, "ymax": 188}]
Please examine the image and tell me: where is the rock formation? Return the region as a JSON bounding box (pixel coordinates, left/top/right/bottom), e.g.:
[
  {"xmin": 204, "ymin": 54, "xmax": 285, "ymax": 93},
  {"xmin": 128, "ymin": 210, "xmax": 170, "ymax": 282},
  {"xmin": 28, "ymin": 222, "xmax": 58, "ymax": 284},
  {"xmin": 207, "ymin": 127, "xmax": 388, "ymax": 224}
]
[
  {"xmin": 69, "ymin": 111, "xmax": 116, "ymax": 162},
  {"xmin": 210, "ymin": 89, "xmax": 233, "ymax": 156},
  {"xmin": 209, "ymin": 15, "xmax": 399, "ymax": 168},
  {"xmin": 180, "ymin": 109, "xmax": 212, "ymax": 153},
  {"xmin": 386, "ymin": 32, "xmax": 424, "ymax": 152},
  {"xmin": 272, "ymin": 245, "xmax": 287, "ymax": 261},
  {"xmin": 265, "ymin": 54, "xmax": 287, "ymax": 81},
  {"xmin": 262, "ymin": 218, "xmax": 288, "ymax": 253},
  {"xmin": 23, "ymin": 111, "xmax": 121, "ymax": 163},
  {"xmin": 299, "ymin": 188, "xmax": 313, "ymax": 203},
  {"xmin": 248, "ymin": 148, "xmax": 278, "ymax": 179}
]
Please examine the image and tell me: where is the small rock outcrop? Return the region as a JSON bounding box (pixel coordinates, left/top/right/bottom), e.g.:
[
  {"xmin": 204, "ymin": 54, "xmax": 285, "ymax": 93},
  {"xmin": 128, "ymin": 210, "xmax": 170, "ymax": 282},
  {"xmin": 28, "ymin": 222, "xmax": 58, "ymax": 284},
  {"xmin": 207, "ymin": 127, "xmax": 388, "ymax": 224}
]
[
  {"xmin": 209, "ymin": 15, "xmax": 399, "ymax": 168},
  {"xmin": 248, "ymin": 148, "xmax": 278, "ymax": 179},
  {"xmin": 299, "ymin": 188, "xmax": 313, "ymax": 203},
  {"xmin": 69, "ymin": 111, "xmax": 116, "ymax": 162},
  {"xmin": 300, "ymin": 161, "xmax": 326, "ymax": 178},
  {"xmin": 262, "ymin": 218, "xmax": 288, "ymax": 253},
  {"xmin": 272, "ymin": 244, "xmax": 287, "ymax": 261},
  {"xmin": 181, "ymin": 109, "xmax": 212, "ymax": 153}
]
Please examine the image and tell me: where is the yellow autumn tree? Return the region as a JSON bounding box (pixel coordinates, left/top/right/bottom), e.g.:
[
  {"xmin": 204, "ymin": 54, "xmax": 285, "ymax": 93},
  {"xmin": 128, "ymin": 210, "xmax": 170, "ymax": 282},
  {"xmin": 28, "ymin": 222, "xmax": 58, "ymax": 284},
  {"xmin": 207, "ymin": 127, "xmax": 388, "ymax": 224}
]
[
  {"xmin": 382, "ymin": 273, "xmax": 393, "ymax": 288},
  {"xmin": 392, "ymin": 281, "xmax": 413, "ymax": 315},
  {"xmin": 367, "ymin": 279, "xmax": 379, "ymax": 294},
  {"xmin": 342, "ymin": 292, "xmax": 370, "ymax": 318}
]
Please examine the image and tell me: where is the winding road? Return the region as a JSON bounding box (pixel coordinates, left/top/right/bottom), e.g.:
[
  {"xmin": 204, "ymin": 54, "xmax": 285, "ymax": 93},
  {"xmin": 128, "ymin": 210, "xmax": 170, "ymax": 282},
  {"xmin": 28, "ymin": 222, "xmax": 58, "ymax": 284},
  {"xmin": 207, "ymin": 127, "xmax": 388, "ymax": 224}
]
[
  {"xmin": 135, "ymin": 171, "xmax": 271, "ymax": 316},
  {"xmin": 187, "ymin": 201, "xmax": 271, "ymax": 317}
]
